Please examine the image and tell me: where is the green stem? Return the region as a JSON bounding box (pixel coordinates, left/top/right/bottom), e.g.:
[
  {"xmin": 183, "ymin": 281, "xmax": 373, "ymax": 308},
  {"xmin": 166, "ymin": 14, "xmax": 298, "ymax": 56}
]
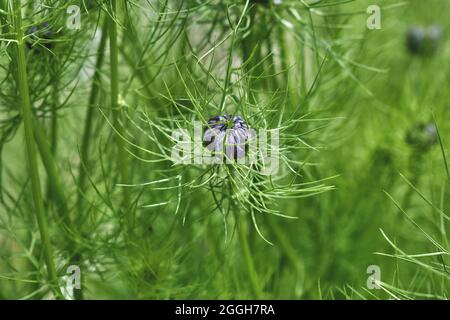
[
  {"xmin": 109, "ymin": 0, "xmax": 132, "ymax": 234},
  {"xmin": 46, "ymin": 77, "xmax": 58, "ymax": 204},
  {"xmin": 77, "ymin": 20, "xmax": 108, "ymax": 208},
  {"xmin": 71, "ymin": 21, "xmax": 109, "ymax": 301},
  {"xmin": 33, "ymin": 118, "xmax": 69, "ymax": 224},
  {"xmin": 266, "ymin": 215, "xmax": 304, "ymax": 297},
  {"xmin": 50, "ymin": 69, "xmax": 58, "ymax": 156},
  {"xmin": 227, "ymin": 169, "xmax": 262, "ymax": 299},
  {"xmin": 11, "ymin": 0, "xmax": 62, "ymax": 299},
  {"xmin": 237, "ymin": 216, "xmax": 263, "ymax": 299},
  {"xmin": 267, "ymin": 216, "xmax": 302, "ymax": 272},
  {"xmin": 241, "ymin": 8, "xmax": 255, "ymax": 75},
  {"xmin": 278, "ymin": 24, "xmax": 297, "ymax": 109},
  {"xmin": 398, "ymin": 151, "xmax": 423, "ymax": 223}
]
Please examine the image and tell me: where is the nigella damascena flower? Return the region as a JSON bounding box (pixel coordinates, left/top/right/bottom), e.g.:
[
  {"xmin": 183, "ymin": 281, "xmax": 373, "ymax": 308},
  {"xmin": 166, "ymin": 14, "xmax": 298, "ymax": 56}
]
[{"xmin": 203, "ymin": 115, "xmax": 252, "ymax": 160}]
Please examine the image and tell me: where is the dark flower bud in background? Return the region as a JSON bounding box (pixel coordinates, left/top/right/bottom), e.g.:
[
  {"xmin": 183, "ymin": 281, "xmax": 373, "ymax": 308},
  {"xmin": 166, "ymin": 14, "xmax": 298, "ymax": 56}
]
[
  {"xmin": 203, "ymin": 115, "xmax": 251, "ymax": 160},
  {"xmin": 405, "ymin": 122, "xmax": 438, "ymax": 150},
  {"xmin": 406, "ymin": 27, "xmax": 425, "ymax": 55},
  {"xmin": 406, "ymin": 25, "xmax": 443, "ymax": 56},
  {"xmin": 26, "ymin": 22, "xmax": 55, "ymax": 50}
]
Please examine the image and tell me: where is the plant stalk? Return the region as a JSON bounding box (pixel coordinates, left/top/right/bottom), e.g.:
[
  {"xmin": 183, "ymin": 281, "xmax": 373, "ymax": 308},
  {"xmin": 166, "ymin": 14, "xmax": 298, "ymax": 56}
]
[
  {"xmin": 237, "ymin": 216, "xmax": 263, "ymax": 299},
  {"xmin": 77, "ymin": 20, "xmax": 108, "ymax": 208},
  {"xmin": 33, "ymin": 118, "xmax": 69, "ymax": 224},
  {"xmin": 11, "ymin": 0, "xmax": 62, "ymax": 299},
  {"xmin": 70, "ymin": 21, "xmax": 109, "ymax": 300},
  {"xmin": 109, "ymin": 0, "xmax": 132, "ymax": 234}
]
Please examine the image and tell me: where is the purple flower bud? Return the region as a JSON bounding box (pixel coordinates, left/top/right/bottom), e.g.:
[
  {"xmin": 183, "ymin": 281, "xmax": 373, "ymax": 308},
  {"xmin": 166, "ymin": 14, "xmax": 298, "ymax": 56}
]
[{"xmin": 203, "ymin": 115, "xmax": 251, "ymax": 160}]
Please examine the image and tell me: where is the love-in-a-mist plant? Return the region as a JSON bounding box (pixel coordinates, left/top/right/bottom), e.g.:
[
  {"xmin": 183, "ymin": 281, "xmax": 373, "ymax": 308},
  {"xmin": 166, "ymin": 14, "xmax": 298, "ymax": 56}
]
[
  {"xmin": 0, "ymin": 0, "xmax": 99, "ymax": 299},
  {"xmin": 1, "ymin": 0, "xmax": 448, "ymax": 301},
  {"xmin": 0, "ymin": 0, "xmax": 362, "ymax": 300},
  {"xmin": 348, "ymin": 117, "xmax": 450, "ymax": 300},
  {"xmin": 109, "ymin": 0, "xmax": 341, "ymax": 299}
]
